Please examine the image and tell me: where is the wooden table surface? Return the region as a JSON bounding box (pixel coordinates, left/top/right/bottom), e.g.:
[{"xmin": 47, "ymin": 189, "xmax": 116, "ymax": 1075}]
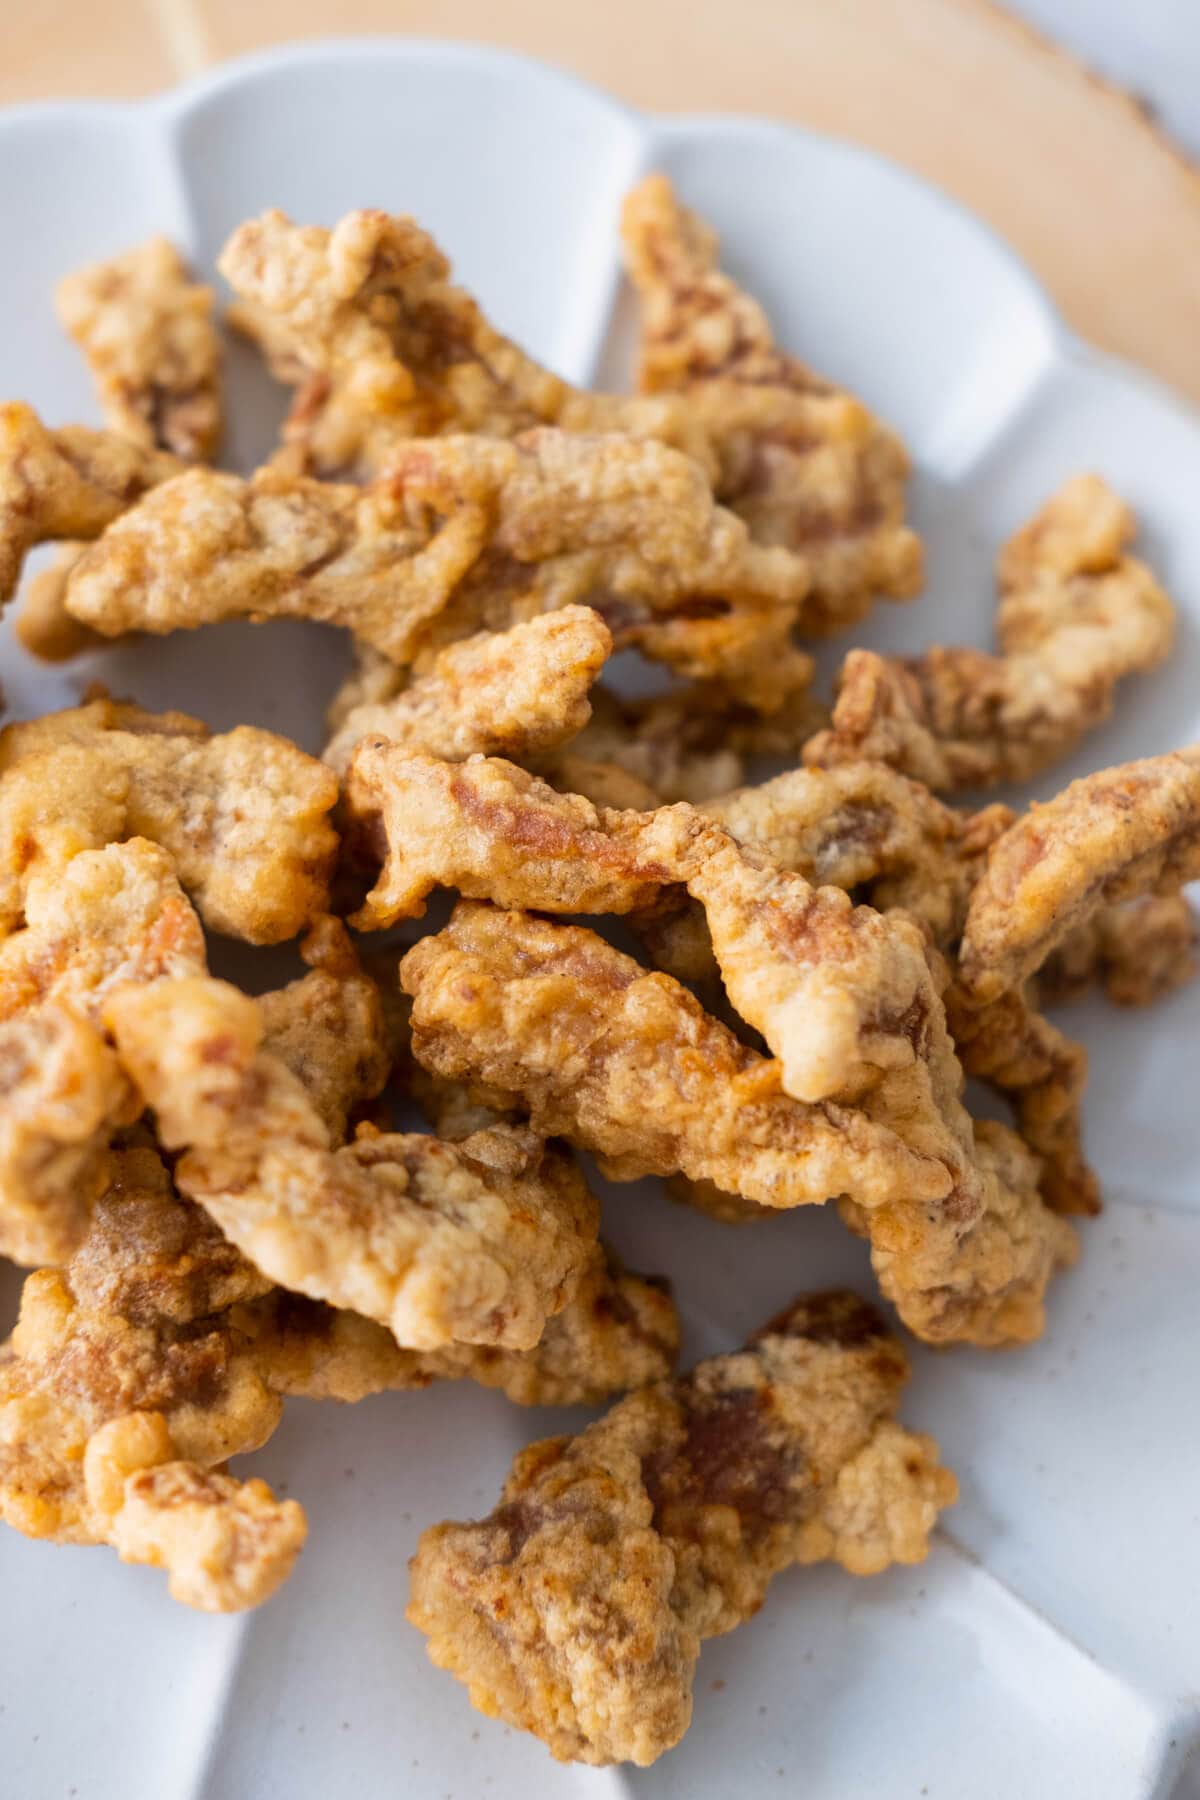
[{"xmin": 9, "ymin": 0, "xmax": 1200, "ymax": 404}]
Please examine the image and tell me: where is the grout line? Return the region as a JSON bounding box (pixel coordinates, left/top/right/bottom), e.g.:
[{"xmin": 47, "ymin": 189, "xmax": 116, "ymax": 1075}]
[{"xmin": 145, "ymin": 0, "xmax": 216, "ymax": 80}]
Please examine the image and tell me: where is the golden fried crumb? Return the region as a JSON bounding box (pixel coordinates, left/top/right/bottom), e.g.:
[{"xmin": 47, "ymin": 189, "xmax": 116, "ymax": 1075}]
[
  {"xmin": 401, "ymin": 902, "xmax": 1075, "ymax": 1346},
  {"xmin": 806, "ymin": 477, "xmax": 1175, "ymax": 790},
  {"xmin": 547, "ymin": 658, "xmax": 825, "ymax": 805},
  {"xmin": 621, "ymin": 174, "xmax": 923, "ymax": 637},
  {"xmin": 959, "ymin": 746, "xmax": 1200, "ymax": 1002},
  {"xmin": 108, "ymin": 973, "xmax": 600, "ymax": 1352},
  {"xmin": 56, "ymin": 236, "xmax": 221, "ymax": 462},
  {"xmin": 14, "ymin": 545, "xmax": 103, "ymax": 663},
  {"xmin": 0, "ymin": 1137, "xmax": 676, "ymax": 1609},
  {"xmin": 0, "ymin": 697, "xmax": 338, "ymax": 943},
  {"xmin": 64, "ymin": 431, "xmax": 808, "ymax": 702},
  {"xmin": 400, "ymin": 901, "xmax": 952, "ymax": 1213},
  {"xmin": 323, "ymin": 606, "xmax": 611, "ymax": 774},
  {"xmin": 0, "ymin": 839, "xmax": 205, "ymax": 1265},
  {"xmin": 0, "ymin": 402, "xmax": 182, "ymax": 607},
  {"xmin": 945, "ymin": 982, "xmax": 1097, "ymax": 1215},
  {"xmin": 1039, "ymin": 893, "xmax": 1198, "ymax": 1008},
  {"xmin": 408, "ymin": 1291, "xmax": 954, "ymax": 1765}
]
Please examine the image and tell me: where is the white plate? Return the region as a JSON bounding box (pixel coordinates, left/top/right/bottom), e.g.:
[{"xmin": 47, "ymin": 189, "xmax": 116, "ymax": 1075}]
[{"xmin": 1, "ymin": 37, "xmax": 1198, "ymax": 1800}]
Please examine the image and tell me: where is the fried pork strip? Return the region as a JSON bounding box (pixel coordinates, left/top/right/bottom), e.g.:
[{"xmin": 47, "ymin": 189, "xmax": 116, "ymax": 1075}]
[
  {"xmin": 62, "ymin": 430, "xmax": 809, "ymax": 702},
  {"xmin": 409, "ymin": 1291, "xmax": 955, "ymax": 1766},
  {"xmin": 400, "ymin": 901, "xmax": 950, "ymax": 1212},
  {"xmin": 620, "ymin": 174, "xmax": 922, "ymax": 635},
  {"xmin": 56, "ymin": 235, "xmax": 222, "ymax": 462},
  {"xmin": 402, "ymin": 902, "xmax": 1076, "ymax": 1345},
  {"xmin": 216, "ymin": 205, "xmax": 730, "ymax": 489},
  {"xmin": 0, "ymin": 1143, "xmax": 677, "ymax": 1611},
  {"xmin": 349, "ymin": 750, "xmax": 1003, "ymax": 1207},
  {"xmin": 959, "ymin": 747, "xmax": 1200, "ymax": 1002},
  {"xmin": 348, "ymin": 749, "xmax": 956, "ymax": 1116},
  {"xmin": 0, "ymin": 402, "xmax": 181, "ymax": 607},
  {"xmin": 805, "ymin": 476, "xmax": 1175, "ymax": 791},
  {"xmin": 0, "ymin": 697, "xmax": 338, "ymax": 943},
  {"xmin": 17, "ymin": 240, "xmax": 223, "ymax": 662},
  {"xmin": 945, "ymin": 982, "xmax": 1096, "ymax": 1216},
  {"xmin": 322, "ymin": 606, "xmax": 611, "ymax": 774},
  {"xmin": 636, "ymin": 764, "xmax": 1012, "ymax": 985},
  {"xmin": 225, "ymin": 201, "xmax": 920, "ymax": 648},
  {"xmin": 0, "ymin": 840, "xmax": 206, "ymax": 1265},
  {"xmin": 107, "ymin": 972, "xmax": 600, "ymax": 1352},
  {"xmin": 547, "ymin": 658, "xmax": 826, "ymax": 805},
  {"xmin": 1038, "ymin": 893, "xmax": 1197, "ymax": 1008}
]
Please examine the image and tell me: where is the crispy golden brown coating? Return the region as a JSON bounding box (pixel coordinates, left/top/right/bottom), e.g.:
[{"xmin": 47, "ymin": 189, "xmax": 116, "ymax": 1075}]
[
  {"xmin": 0, "ymin": 1143, "xmax": 302, "ymax": 1611},
  {"xmin": 685, "ymin": 847, "xmax": 1080, "ymax": 1339},
  {"xmin": 56, "ymin": 236, "xmax": 221, "ymax": 462},
  {"xmin": 0, "ymin": 1133, "xmax": 678, "ymax": 1610},
  {"xmin": 637, "ymin": 765, "xmax": 1011, "ymax": 983},
  {"xmin": 402, "ymin": 902, "xmax": 1075, "ymax": 1345},
  {"xmin": 0, "ymin": 839, "xmax": 206, "ymax": 1265},
  {"xmin": 62, "ymin": 430, "xmax": 809, "ymax": 700},
  {"xmin": 843, "ymin": 1118, "xmax": 1078, "ymax": 1348},
  {"xmin": 16, "ymin": 241, "xmax": 221, "ymax": 662},
  {"xmin": 400, "ymin": 902, "xmax": 952, "ymax": 1212},
  {"xmin": 0, "ymin": 1005, "xmax": 136, "ymax": 1266},
  {"xmin": 0, "ymin": 401, "xmax": 182, "ymax": 607},
  {"xmin": 322, "ymin": 606, "xmax": 611, "ymax": 774},
  {"xmin": 1039, "ymin": 894, "xmax": 1198, "ymax": 1008},
  {"xmin": 257, "ymin": 917, "xmax": 393, "ymax": 1141},
  {"xmin": 220, "ymin": 207, "xmax": 717, "ymax": 482},
  {"xmin": 0, "ymin": 697, "xmax": 338, "ymax": 943},
  {"xmin": 2, "ymin": 1121, "xmax": 674, "ymax": 1596},
  {"xmin": 344, "ymin": 748, "xmax": 699, "ymax": 930},
  {"xmin": 959, "ymin": 747, "xmax": 1200, "ymax": 1003},
  {"xmin": 806, "ymin": 476, "xmax": 1175, "ymax": 790},
  {"xmin": 408, "ymin": 1291, "xmax": 955, "ymax": 1766},
  {"xmin": 704, "ymin": 765, "xmax": 1012, "ymax": 945},
  {"xmin": 108, "ymin": 972, "xmax": 599, "ymax": 1352},
  {"xmin": 350, "ymin": 750, "xmax": 954, "ymax": 1115},
  {"xmin": 551, "ymin": 658, "xmax": 826, "ymax": 806},
  {"xmin": 260, "ymin": 1242, "xmax": 679, "ymax": 1410},
  {"xmin": 687, "ymin": 839, "xmax": 946, "ymax": 1106},
  {"xmin": 621, "ymin": 174, "xmax": 923, "ymax": 637},
  {"xmin": 945, "ymin": 982, "xmax": 1097, "ymax": 1216}
]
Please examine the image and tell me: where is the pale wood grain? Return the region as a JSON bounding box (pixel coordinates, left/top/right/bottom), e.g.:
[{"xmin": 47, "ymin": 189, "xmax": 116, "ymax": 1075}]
[
  {"xmin": 9, "ymin": 0, "xmax": 1200, "ymax": 402},
  {"xmin": 3, "ymin": 0, "xmax": 174, "ymax": 103}
]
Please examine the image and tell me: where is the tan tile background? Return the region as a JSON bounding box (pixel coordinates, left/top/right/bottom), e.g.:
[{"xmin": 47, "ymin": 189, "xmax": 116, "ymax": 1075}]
[{"xmin": 5, "ymin": 0, "xmax": 1200, "ymax": 401}]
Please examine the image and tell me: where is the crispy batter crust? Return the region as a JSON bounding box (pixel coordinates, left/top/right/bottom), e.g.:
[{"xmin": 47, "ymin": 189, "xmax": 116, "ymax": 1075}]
[
  {"xmin": 108, "ymin": 973, "xmax": 599, "ymax": 1352},
  {"xmin": 220, "ymin": 206, "xmax": 725, "ymax": 485},
  {"xmin": 959, "ymin": 747, "xmax": 1200, "ymax": 1002},
  {"xmin": 621, "ymin": 174, "xmax": 922, "ymax": 637},
  {"xmin": 945, "ymin": 982, "xmax": 1097, "ymax": 1216},
  {"xmin": 806, "ymin": 477, "xmax": 1175, "ymax": 790},
  {"xmin": 408, "ymin": 1291, "xmax": 955, "ymax": 1765},
  {"xmin": 637, "ymin": 765, "xmax": 1011, "ymax": 983},
  {"xmin": 0, "ymin": 839, "xmax": 206, "ymax": 1265},
  {"xmin": 400, "ymin": 902, "xmax": 952, "ymax": 1212},
  {"xmin": 0, "ymin": 402, "xmax": 182, "ymax": 606},
  {"xmin": 1039, "ymin": 894, "xmax": 1198, "ymax": 1008},
  {"xmin": 16, "ymin": 240, "xmax": 221, "ymax": 662},
  {"xmin": 323, "ymin": 605, "xmax": 611, "ymax": 773},
  {"xmin": 549, "ymin": 659, "xmax": 825, "ymax": 805},
  {"xmin": 63, "ymin": 430, "xmax": 808, "ymax": 700},
  {"xmin": 351, "ymin": 751, "xmax": 963, "ymax": 1116},
  {"xmin": 401, "ymin": 902, "xmax": 1076, "ymax": 1345},
  {"xmin": 0, "ymin": 697, "xmax": 338, "ymax": 943},
  {"xmin": 1, "ymin": 1133, "xmax": 675, "ymax": 1609},
  {"xmin": 56, "ymin": 236, "xmax": 221, "ymax": 462}
]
